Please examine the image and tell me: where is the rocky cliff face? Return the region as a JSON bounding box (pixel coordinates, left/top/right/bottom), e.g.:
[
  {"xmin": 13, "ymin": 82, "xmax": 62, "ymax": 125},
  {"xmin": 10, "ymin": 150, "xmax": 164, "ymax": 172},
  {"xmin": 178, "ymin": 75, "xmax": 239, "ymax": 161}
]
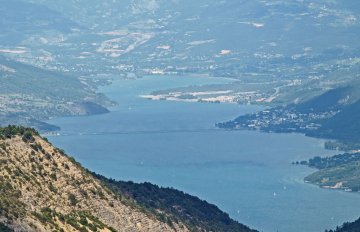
[{"xmin": 0, "ymin": 127, "xmax": 188, "ymax": 232}]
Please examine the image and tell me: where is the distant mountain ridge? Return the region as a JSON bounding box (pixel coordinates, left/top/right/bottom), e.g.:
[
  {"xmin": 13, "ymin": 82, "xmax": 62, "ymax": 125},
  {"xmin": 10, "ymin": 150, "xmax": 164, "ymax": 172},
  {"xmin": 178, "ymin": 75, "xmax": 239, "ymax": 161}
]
[{"xmin": 2, "ymin": 0, "xmax": 360, "ymax": 80}]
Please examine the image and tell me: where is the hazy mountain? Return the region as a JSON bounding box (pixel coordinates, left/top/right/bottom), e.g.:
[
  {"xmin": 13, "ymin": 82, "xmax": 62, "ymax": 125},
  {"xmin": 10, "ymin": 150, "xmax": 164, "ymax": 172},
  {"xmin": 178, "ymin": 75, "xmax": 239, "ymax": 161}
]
[
  {"xmin": 0, "ymin": 0, "xmax": 357, "ymax": 79},
  {"xmin": 313, "ymin": 99, "xmax": 360, "ymax": 142},
  {"xmin": 0, "ymin": 0, "xmax": 78, "ymax": 45},
  {"xmin": 0, "ymin": 56, "xmax": 111, "ymax": 131},
  {"xmin": 0, "ymin": 0, "xmax": 356, "ymax": 113},
  {"xmin": 288, "ymin": 84, "xmax": 360, "ymax": 142}
]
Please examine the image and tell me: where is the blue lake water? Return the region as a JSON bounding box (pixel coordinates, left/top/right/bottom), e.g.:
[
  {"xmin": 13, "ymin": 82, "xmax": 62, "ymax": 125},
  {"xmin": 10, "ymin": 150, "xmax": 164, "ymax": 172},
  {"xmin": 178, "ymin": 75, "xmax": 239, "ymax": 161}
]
[{"xmin": 47, "ymin": 75, "xmax": 360, "ymax": 232}]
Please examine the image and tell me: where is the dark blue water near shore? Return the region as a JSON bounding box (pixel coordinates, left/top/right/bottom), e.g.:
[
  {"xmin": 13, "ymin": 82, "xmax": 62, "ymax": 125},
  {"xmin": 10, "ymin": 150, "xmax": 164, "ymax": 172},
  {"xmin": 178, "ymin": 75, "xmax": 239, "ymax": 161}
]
[{"xmin": 47, "ymin": 75, "xmax": 360, "ymax": 232}]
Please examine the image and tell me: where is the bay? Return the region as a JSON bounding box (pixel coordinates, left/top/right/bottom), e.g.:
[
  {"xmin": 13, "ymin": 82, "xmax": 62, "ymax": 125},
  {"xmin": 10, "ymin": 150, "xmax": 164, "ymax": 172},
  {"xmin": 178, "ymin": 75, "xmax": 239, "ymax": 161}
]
[{"xmin": 47, "ymin": 75, "xmax": 360, "ymax": 232}]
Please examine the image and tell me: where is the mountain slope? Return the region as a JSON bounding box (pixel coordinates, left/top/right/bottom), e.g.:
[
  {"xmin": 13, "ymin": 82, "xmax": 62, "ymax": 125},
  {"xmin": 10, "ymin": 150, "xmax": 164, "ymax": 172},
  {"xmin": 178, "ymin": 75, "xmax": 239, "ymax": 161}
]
[
  {"xmin": 313, "ymin": 100, "xmax": 360, "ymax": 142},
  {"xmin": 0, "ymin": 126, "xmax": 187, "ymax": 232},
  {"xmin": 94, "ymin": 175, "xmax": 257, "ymax": 232},
  {"xmin": 0, "ymin": 126, "xmax": 256, "ymax": 232},
  {"xmin": 292, "ymin": 86, "xmax": 360, "ymax": 113},
  {"xmin": 0, "ymin": 56, "xmax": 111, "ymax": 131}
]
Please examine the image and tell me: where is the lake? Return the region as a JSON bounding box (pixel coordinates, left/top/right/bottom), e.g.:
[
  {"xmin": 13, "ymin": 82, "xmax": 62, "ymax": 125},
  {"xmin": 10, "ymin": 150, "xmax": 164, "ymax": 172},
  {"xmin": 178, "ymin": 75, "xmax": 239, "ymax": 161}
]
[{"xmin": 47, "ymin": 75, "xmax": 360, "ymax": 232}]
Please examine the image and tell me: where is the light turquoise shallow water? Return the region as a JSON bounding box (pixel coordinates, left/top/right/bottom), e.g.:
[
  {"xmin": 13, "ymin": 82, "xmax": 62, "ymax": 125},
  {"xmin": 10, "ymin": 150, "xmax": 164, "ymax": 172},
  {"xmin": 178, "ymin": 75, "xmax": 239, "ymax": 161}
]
[{"xmin": 47, "ymin": 75, "xmax": 360, "ymax": 232}]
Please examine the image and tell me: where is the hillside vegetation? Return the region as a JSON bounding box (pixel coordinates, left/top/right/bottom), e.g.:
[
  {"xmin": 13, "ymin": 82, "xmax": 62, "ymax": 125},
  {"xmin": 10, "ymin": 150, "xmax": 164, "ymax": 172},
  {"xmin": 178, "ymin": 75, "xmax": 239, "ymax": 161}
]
[
  {"xmin": 0, "ymin": 126, "xmax": 187, "ymax": 232},
  {"xmin": 312, "ymin": 100, "xmax": 360, "ymax": 142},
  {"xmin": 94, "ymin": 174, "xmax": 257, "ymax": 232},
  {"xmin": 325, "ymin": 217, "xmax": 360, "ymax": 232},
  {"xmin": 0, "ymin": 126, "xmax": 256, "ymax": 232}
]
